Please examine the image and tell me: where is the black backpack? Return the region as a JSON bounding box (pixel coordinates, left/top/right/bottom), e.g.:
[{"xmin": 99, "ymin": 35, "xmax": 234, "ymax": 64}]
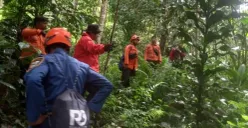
[
  {"xmin": 118, "ymin": 52, "xmax": 138, "ymax": 71},
  {"xmin": 118, "ymin": 55, "xmax": 124, "ymax": 71},
  {"xmin": 51, "ymin": 89, "xmax": 90, "ymax": 128},
  {"xmin": 50, "ymin": 56, "xmax": 90, "ymax": 128}
]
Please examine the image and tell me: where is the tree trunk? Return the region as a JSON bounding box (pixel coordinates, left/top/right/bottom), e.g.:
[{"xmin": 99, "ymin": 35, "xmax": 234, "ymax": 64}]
[
  {"xmin": 0, "ymin": 0, "xmax": 3, "ymax": 8},
  {"xmin": 245, "ymin": 34, "xmax": 247, "ymax": 65},
  {"xmin": 160, "ymin": 33, "xmax": 167, "ymax": 55},
  {"xmin": 97, "ymin": 0, "xmax": 108, "ymax": 43},
  {"xmin": 74, "ymin": 0, "xmax": 78, "ymax": 10},
  {"xmin": 160, "ymin": 0, "xmax": 168, "ymax": 55}
]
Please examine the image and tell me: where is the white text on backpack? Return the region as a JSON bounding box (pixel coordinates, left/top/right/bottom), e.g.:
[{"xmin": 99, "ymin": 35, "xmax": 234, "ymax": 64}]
[{"xmin": 69, "ymin": 110, "xmax": 87, "ymax": 126}]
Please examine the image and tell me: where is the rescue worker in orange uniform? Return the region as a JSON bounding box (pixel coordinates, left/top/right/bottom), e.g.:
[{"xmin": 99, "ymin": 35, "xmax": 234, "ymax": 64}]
[
  {"xmin": 73, "ymin": 24, "xmax": 113, "ymax": 73},
  {"xmin": 169, "ymin": 43, "xmax": 187, "ymax": 68},
  {"xmin": 121, "ymin": 35, "xmax": 140, "ymax": 87},
  {"xmin": 19, "ymin": 16, "xmax": 48, "ymax": 79},
  {"xmin": 144, "ymin": 36, "xmax": 162, "ymax": 65},
  {"xmin": 169, "ymin": 44, "xmax": 186, "ymax": 62},
  {"xmin": 20, "ymin": 16, "xmax": 48, "ymax": 59},
  {"xmin": 73, "ymin": 24, "xmax": 113, "ymax": 102}
]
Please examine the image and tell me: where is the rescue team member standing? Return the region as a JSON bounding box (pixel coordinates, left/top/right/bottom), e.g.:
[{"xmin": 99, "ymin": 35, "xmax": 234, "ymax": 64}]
[
  {"xmin": 144, "ymin": 36, "xmax": 162, "ymax": 65},
  {"xmin": 19, "ymin": 16, "xmax": 48, "ymax": 78},
  {"xmin": 121, "ymin": 35, "xmax": 140, "ymax": 87},
  {"xmin": 73, "ymin": 24, "xmax": 113, "ymax": 73},
  {"xmin": 169, "ymin": 44, "xmax": 186, "ymax": 62},
  {"xmin": 20, "ymin": 16, "xmax": 48, "ymax": 58},
  {"xmin": 24, "ymin": 28, "xmax": 113, "ymax": 128}
]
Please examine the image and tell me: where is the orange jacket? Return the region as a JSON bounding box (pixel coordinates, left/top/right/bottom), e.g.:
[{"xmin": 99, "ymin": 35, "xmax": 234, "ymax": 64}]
[
  {"xmin": 20, "ymin": 28, "xmax": 46, "ymax": 59},
  {"xmin": 144, "ymin": 44, "xmax": 162, "ymax": 62},
  {"xmin": 73, "ymin": 32, "xmax": 105, "ymax": 72},
  {"xmin": 124, "ymin": 44, "xmax": 138, "ymax": 70},
  {"xmin": 169, "ymin": 48, "xmax": 186, "ymax": 61}
]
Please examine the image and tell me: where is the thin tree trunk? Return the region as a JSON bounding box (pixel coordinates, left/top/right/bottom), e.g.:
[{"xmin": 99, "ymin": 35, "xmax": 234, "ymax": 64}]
[
  {"xmin": 160, "ymin": 0, "xmax": 168, "ymax": 55},
  {"xmin": 0, "ymin": 0, "xmax": 3, "ymax": 8},
  {"xmin": 245, "ymin": 33, "xmax": 247, "ymax": 65},
  {"xmin": 97, "ymin": 0, "xmax": 108, "ymax": 43},
  {"xmin": 160, "ymin": 33, "xmax": 167, "ymax": 55},
  {"xmin": 74, "ymin": 0, "xmax": 78, "ymax": 10}
]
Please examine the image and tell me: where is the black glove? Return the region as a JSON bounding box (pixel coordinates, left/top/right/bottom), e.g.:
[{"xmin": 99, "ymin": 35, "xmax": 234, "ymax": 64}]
[
  {"xmin": 40, "ymin": 31, "xmax": 46, "ymax": 37},
  {"xmin": 104, "ymin": 44, "xmax": 114, "ymax": 52}
]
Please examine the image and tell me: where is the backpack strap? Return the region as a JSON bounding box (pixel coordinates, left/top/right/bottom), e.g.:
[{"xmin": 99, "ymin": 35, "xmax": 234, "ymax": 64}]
[
  {"xmin": 72, "ymin": 65, "xmax": 80, "ymax": 91},
  {"xmin": 42, "ymin": 55, "xmax": 80, "ymax": 127},
  {"xmin": 151, "ymin": 45, "xmax": 159, "ymax": 56},
  {"xmin": 39, "ymin": 58, "xmax": 52, "ymax": 127},
  {"xmin": 63, "ymin": 55, "xmax": 80, "ymax": 91}
]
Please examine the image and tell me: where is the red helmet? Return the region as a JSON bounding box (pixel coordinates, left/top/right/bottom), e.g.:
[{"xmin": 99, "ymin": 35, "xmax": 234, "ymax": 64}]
[
  {"xmin": 130, "ymin": 34, "xmax": 140, "ymax": 41},
  {"xmin": 45, "ymin": 28, "xmax": 72, "ymax": 47}
]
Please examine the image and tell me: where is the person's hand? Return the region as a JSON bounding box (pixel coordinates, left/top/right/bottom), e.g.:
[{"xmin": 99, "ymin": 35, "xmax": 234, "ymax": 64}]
[
  {"xmin": 40, "ymin": 31, "xmax": 46, "ymax": 37},
  {"xmin": 28, "ymin": 114, "xmax": 49, "ymax": 126},
  {"xmin": 104, "ymin": 44, "xmax": 114, "ymax": 52},
  {"xmin": 175, "ymin": 48, "xmax": 182, "ymax": 53}
]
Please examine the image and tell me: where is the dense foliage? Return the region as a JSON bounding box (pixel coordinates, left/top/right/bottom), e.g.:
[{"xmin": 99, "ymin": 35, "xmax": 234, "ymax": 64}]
[{"xmin": 1, "ymin": 0, "xmax": 248, "ymax": 128}]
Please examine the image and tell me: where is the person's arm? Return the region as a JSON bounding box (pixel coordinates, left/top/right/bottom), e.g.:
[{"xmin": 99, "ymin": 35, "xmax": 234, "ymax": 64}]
[
  {"xmin": 24, "ymin": 60, "xmax": 49, "ymax": 126},
  {"xmin": 85, "ymin": 69, "xmax": 113, "ymax": 113},
  {"xmin": 169, "ymin": 48, "xmax": 175, "ymax": 61},
  {"xmin": 80, "ymin": 38, "xmax": 105, "ymax": 55},
  {"xmin": 180, "ymin": 52, "xmax": 186, "ymax": 60},
  {"xmin": 144, "ymin": 45, "xmax": 148, "ymax": 61},
  {"xmin": 22, "ymin": 28, "xmax": 42, "ymax": 37},
  {"xmin": 180, "ymin": 52, "xmax": 186, "ymax": 57},
  {"xmin": 179, "ymin": 47, "xmax": 186, "ymax": 58},
  {"xmin": 124, "ymin": 45, "xmax": 130, "ymax": 65}
]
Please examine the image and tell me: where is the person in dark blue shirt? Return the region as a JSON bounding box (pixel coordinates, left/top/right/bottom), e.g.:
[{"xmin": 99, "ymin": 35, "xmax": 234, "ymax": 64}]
[{"xmin": 24, "ymin": 27, "xmax": 113, "ymax": 128}]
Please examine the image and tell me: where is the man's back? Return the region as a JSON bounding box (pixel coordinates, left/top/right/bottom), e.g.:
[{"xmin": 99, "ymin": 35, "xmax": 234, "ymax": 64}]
[
  {"xmin": 73, "ymin": 32, "xmax": 105, "ymax": 72},
  {"xmin": 124, "ymin": 44, "xmax": 138, "ymax": 70},
  {"xmin": 41, "ymin": 48, "xmax": 88, "ymax": 107},
  {"xmin": 20, "ymin": 28, "xmax": 46, "ymax": 58},
  {"xmin": 25, "ymin": 48, "xmax": 113, "ymax": 128},
  {"xmin": 144, "ymin": 44, "xmax": 162, "ymax": 62}
]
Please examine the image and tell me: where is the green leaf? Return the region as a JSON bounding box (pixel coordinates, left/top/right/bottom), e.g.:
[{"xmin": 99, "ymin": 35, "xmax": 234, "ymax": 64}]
[
  {"xmin": 236, "ymin": 34, "xmax": 245, "ymax": 41},
  {"xmin": 238, "ymin": 64, "xmax": 246, "ymax": 77},
  {"xmin": 0, "ymin": 80, "xmax": 16, "ymax": 90},
  {"xmin": 242, "ymin": 115, "xmax": 248, "ymax": 121},
  {"xmin": 177, "ymin": 28, "xmax": 193, "ymax": 42},
  {"xmin": 227, "ymin": 69, "xmax": 239, "ymax": 82},
  {"xmin": 185, "ymin": 11, "xmax": 198, "ymax": 23},
  {"xmin": 197, "ymin": 0, "xmax": 207, "ymax": 12},
  {"xmin": 25, "ymin": 11, "xmax": 34, "ymax": 19},
  {"xmin": 227, "ymin": 121, "xmax": 236, "ymax": 126},
  {"xmin": 219, "ymin": 44, "xmax": 231, "ymax": 51},
  {"xmin": 219, "ymin": 26, "xmax": 232, "ymax": 37},
  {"xmin": 204, "ymin": 66, "xmax": 226, "ymax": 77},
  {"xmin": 207, "ymin": 10, "xmax": 225, "ymax": 28},
  {"xmin": 206, "ymin": 31, "xmax": 221, "ymax": 43},
  {"xmin": 241, "ymin": 17, "xmax": 248, "ymax": 24},
  {"xmin": 183, "ymin": 11, "xmax": 205, "ymax": 32}
]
